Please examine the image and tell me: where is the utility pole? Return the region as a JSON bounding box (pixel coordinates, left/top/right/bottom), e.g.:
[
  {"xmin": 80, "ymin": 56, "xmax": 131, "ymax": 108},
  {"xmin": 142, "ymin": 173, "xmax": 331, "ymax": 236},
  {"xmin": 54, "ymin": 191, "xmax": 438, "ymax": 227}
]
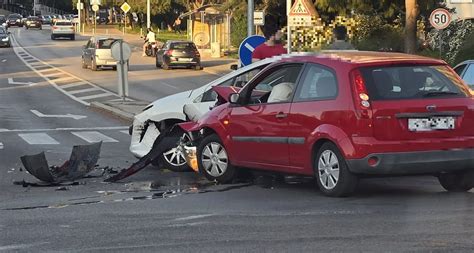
[
  {"xmin": 247, "ymin": 0, "xmax": 254, "ymax": 36},
  {"xmin": 287, "ymin": 0, "xmax": 291, "ymax": 54},
  {"xmin": 147, "ymin": 0, "xmax": 151, "ymax": 28}
]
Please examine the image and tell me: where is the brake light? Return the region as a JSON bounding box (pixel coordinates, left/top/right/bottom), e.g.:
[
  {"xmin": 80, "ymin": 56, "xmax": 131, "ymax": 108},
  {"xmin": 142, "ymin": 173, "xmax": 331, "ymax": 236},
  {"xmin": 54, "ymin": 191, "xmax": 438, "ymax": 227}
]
[
  {"xmin": 195, "ymin": 50, "xmax": 200, "ymax": 57},
  {"xmin": 350, "ymin": 69, "xmax": 372, "ymax": 119},
  {"xmin": 166, "ymin": 50, "xmax": 174, "ymax": 56},
  {"xmin": 96, "ymin": 42, "xmax": 100, "ymax": 49},
  {"xmin": 52, "ymin": 26, "xmax": 57, "ymax": 30}
]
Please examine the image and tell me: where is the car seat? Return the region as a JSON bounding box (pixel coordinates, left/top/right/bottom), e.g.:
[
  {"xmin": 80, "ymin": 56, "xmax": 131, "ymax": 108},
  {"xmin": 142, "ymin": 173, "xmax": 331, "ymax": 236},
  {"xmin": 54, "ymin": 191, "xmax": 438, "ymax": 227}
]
[
  {"xmin": 267, "ymin": 82, "xmax": 294, "ymax": 103},
  {"xmin": 373, "ymin": 71, "xmax": 395, "ymax": 99},
  {"xmin": 315, "ymin": 76, "xmax": 337, "ymax": 98}
]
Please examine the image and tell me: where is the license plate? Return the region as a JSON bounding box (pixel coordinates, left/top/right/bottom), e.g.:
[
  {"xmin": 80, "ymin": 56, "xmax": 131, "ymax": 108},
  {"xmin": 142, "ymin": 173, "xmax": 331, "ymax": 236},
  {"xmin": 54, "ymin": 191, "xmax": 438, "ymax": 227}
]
[
  {"xmin": 178, "ymin": 58, "xmax": 192, "ymax": 62},
  {"xmin": 408, "ymin": 117, "xmax": 455, "ymax": 131}
]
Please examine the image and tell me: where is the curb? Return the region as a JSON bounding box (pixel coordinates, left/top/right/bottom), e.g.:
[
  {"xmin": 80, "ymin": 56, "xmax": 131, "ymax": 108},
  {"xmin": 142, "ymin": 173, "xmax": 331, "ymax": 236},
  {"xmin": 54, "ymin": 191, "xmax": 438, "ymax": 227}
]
[{"xmin": 89, "ymin": 101, "xmax": 135, "ymax": 123}]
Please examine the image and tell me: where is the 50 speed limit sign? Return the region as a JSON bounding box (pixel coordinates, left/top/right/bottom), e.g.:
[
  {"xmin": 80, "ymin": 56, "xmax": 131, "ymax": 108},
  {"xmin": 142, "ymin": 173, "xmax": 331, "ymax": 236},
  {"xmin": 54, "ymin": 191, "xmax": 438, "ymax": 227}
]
[{"xmin": 430, "ymin": 8, "xmax": 451, "ymax": 30}]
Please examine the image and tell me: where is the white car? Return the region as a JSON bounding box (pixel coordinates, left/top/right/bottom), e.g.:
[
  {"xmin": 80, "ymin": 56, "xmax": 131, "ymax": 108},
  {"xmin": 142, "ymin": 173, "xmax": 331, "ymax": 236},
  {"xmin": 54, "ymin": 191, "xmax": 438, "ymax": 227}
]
[
  {"xmin": 130, "ymin": 56, "xmax": 285, "ymax": 171},
  {"xmin": 51, "ymin": 20, "xmax": 75, "ymax": 40},
  {"xmin": 454, "ymin": 60, "xmax": 474, "ymax": 91}
]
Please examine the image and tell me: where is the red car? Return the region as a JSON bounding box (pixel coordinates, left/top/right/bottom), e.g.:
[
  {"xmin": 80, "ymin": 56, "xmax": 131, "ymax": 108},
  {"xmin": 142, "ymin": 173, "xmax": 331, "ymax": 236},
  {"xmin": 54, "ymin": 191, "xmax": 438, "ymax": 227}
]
[{"xmin": 180, "ymin": 51, "xmax": 474, "ymax": 197}]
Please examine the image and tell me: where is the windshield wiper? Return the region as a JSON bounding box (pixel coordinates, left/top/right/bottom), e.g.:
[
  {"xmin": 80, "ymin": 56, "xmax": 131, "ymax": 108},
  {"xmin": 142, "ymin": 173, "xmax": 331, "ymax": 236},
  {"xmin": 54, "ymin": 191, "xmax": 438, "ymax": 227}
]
[{"xmin": 422, "ymin": 91, "xmax": 460, "ymax": 97}]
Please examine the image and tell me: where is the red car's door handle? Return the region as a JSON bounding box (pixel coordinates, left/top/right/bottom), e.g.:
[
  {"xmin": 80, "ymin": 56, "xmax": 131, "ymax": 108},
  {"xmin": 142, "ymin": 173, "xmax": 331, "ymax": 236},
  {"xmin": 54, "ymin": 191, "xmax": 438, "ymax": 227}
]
[{"xmin": 275, "ymin": 113, "xmax": 288, "ymax": 119}]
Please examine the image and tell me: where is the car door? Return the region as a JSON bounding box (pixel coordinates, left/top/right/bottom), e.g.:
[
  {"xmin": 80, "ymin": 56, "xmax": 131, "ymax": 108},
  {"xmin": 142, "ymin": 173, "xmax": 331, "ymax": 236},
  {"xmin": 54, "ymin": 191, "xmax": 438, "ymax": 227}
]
[
  {"xmin": 156, "ymin": 42, "xmax": 168, "ymax": 64},
  {"xmin": 84, "ymin": 38, "xmax": 93, "ymax": 65},
  {"xmin": 287, "ymin": 64, "xmax": 339, "ymax": 170},
  {"xmin": 226, "ymin": 63, "xmax": 304, "ymax": 169}
]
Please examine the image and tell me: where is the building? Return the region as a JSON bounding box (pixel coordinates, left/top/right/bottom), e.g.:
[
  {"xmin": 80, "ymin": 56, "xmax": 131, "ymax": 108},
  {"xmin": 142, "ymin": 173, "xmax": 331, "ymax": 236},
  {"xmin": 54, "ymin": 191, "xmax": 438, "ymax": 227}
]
[{"xmin": 446, "ymin": 0, "xmax": 474, "ymax": 20}]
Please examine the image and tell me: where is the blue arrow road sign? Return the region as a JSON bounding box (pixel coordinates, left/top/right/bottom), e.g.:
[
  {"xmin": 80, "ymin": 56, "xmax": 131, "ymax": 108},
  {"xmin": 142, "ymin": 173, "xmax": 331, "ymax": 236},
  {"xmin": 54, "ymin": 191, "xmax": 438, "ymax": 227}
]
[{"xmin": 238, "ymin": 35, "xmax": 266, "ymax": 66}]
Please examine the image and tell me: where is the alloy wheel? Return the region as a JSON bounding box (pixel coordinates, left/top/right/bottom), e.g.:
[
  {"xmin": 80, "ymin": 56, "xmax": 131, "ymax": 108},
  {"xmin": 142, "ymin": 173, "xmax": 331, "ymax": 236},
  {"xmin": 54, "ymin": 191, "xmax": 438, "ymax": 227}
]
[
  {"xmin": 201, "ymin": 142, "xmax": 228, "ymax": 177},
  {"xmin": 162, "ymin": 133, "xmax": 190, "ymax": 167},
  {"xmin": 318, "ymin": 150, "xmax": 340, "ymax": 190}
]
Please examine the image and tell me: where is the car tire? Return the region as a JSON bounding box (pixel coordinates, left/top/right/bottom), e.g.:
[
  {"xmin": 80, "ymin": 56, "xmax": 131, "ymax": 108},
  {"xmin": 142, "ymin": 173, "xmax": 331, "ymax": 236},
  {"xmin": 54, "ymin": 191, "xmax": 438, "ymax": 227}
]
[
  {"xmin": 112, "ymin": 66, "xmax": 117, "ymax": 71},
  {"xmin": 155, "ymin": 60, "xmax": 161, "ymax": 69},
  {"xmin": 438, "ymin": 170, "xmax": 474, "ymax": 192},
  {"xmin": 194, "ymin": 64, "xmax": 202, "ymax": 71},
  {"xmin": 71, "ymin": 35, "xmax": 75, "ymax": 40},
  {"xmin": 51, "ymin": 34, "xmax": 55, "ymax": 40},
  {"xmin": 81, "ymin": 58, "xmax": 87, "ymax": 69},
  {"xmin": 159, "ymin": 130, "xmax": 192, "ymax": 172},
  {"xmin": 314, "ymin": 142, "xmax": 358, "ymax": 197},
  {"xmin": 91, "ymin": 60, "xmax": 97, "ymax": 71},
  {"xmin": 197, "ymin": 134, "xmax": 236, "ymax": 183},
  {"xmin": 25, "ymin": 26, "xmax": 28, "ymax": 30}
]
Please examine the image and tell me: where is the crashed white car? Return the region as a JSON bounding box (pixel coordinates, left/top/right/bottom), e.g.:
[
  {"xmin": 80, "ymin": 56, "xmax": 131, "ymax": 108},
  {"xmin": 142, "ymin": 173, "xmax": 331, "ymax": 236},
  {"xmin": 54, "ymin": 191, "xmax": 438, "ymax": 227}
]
[{"xmin": 130, "ymin": 56, "xmax": 284, "ymax": 171}]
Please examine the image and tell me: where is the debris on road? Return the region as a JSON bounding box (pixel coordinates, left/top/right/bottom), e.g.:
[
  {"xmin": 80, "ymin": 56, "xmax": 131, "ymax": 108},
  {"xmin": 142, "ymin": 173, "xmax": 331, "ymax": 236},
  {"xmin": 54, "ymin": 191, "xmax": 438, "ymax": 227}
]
[
  {"xmin": 20, "ymin": 142, "xmax": 102, "ymax": 183},
  {"xmin": 105, "ymin": 128, "xmax": 178, "ymax": 182}
]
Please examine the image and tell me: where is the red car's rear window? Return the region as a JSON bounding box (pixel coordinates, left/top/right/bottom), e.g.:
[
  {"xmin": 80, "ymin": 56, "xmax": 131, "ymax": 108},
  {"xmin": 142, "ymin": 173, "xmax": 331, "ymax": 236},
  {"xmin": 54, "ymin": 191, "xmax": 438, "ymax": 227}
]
[{"xmin": 360, "ymin": 65, "xmax": 470, "ymax": 100}]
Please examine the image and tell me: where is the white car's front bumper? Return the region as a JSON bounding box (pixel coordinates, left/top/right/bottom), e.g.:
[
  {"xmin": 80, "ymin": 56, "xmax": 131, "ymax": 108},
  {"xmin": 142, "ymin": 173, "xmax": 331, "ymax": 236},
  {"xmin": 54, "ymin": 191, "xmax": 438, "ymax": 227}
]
[{"xmin": 129, "ymin": 118, "xmax": 161, "ymax": 158}]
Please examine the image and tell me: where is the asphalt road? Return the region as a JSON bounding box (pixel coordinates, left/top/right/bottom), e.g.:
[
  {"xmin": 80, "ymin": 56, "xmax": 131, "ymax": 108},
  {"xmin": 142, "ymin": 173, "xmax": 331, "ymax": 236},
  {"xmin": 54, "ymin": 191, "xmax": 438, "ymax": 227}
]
[
  {"xmin": 10, "ymin": 25, "xmax": 218, "ymax": 102},
  {"xmin": 1, "ymin": 27, "xmax": 474, "ymax": 252}
]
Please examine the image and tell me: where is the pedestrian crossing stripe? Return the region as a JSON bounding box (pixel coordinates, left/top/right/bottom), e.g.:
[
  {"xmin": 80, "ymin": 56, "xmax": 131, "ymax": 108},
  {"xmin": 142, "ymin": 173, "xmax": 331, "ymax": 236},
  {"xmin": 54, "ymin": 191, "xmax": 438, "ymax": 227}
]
[
  {"xmin": 18, "ymin": 133, "xmax": 60, "ymax": 145},
  {"xmin": 71, "ymin": 131, "xmax": 119, "ymax": 143}
]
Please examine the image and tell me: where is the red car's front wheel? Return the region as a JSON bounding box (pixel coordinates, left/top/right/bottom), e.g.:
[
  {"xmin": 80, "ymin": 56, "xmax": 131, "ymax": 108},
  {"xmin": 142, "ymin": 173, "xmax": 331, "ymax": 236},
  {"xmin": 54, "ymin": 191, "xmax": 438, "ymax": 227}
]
[{"xmin": 197, "ymin": 134, "xmax": 236, "ymax": 183}]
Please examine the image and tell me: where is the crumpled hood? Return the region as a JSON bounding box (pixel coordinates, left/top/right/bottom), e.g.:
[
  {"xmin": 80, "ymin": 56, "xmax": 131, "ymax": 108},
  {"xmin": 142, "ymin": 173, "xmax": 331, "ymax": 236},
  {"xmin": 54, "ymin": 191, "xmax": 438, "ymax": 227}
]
[{"xmin": 149, "ymin": 90, "xmax": 193, "ymax": 108}]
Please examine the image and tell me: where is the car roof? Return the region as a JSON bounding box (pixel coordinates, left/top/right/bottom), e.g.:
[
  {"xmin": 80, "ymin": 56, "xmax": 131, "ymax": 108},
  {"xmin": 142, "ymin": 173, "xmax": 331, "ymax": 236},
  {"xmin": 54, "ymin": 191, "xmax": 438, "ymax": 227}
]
[
  {"xmin": 280, "ymin": 51, "xmax": 446, "ymax": 66},
  {"xmin": 168, "ymin": 40, "xmax": 194, "ymax": 44},
  {"xmin": 454, "ymin": 60, "xmax": 474, "ymax": 67}
]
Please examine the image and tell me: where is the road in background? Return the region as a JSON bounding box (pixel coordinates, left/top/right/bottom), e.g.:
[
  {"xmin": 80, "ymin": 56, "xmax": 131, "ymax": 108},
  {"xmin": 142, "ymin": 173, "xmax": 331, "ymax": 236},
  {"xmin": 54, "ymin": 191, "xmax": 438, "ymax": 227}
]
[{"xmin": 11, "ymin": 26, "xmax": 226, "ymax": 102}]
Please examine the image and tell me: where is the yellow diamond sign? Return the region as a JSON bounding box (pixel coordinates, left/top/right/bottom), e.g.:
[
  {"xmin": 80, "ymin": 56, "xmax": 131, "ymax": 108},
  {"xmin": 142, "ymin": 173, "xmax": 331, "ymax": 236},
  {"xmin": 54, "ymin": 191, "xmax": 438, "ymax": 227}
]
[{"xmin": 121, "ymin": 2, "xmax": 131, "ymax": 13}]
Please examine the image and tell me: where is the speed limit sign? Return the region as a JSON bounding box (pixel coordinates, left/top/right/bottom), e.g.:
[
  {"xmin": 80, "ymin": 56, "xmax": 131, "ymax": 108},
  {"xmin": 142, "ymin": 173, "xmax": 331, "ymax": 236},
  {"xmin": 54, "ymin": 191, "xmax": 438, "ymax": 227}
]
[{"xmin": 429, "ymin": 8, "xmax": 451, "ymax": 30}]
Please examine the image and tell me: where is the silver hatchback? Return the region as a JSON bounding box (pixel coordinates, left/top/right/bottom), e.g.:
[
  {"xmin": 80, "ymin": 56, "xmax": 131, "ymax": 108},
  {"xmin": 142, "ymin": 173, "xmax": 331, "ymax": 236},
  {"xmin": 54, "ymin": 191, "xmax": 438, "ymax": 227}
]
[{"xmin": 81, "ymin": 37, "xmax": 120, "ymax": 71}]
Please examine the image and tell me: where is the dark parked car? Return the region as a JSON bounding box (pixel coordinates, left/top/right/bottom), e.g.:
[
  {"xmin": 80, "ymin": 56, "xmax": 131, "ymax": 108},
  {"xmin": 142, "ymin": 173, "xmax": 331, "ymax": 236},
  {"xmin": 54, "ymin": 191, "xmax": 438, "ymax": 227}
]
[
  {"xmin": 454, "ymin": 60, "xmax": 474, "ymax": 91},
  {"xmin": 0, "ymin": 15, "xmax": 6, "ymax": 25},
  {"xmin": 25, "ymin": 16, "xmax": 42, "ymax": 30},
  {"xmin": 6, "ymin": 14, "xmax": 23, "ymax": 27},
  {"xmin": 180, "ymin": 51, "xmax": 474, "ymax": 197},
  {"xmin": 155, "ymin": 41, "xmax": 202, "ymax": 70},
  {"xmin": 41, "ymin": 15, "xmax": 52, "ymax": 25},
  {"xmin": 0, "ymin": 26, "xmax": 11, "ymax": 47}
]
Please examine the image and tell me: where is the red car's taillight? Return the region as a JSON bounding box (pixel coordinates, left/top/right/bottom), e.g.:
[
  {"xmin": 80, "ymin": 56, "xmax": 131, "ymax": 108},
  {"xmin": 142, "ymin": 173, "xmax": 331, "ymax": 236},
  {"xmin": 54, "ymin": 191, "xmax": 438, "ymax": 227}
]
[{"xmin": 350, "ymin": 69, "xmax": 372, "ymax": 119}]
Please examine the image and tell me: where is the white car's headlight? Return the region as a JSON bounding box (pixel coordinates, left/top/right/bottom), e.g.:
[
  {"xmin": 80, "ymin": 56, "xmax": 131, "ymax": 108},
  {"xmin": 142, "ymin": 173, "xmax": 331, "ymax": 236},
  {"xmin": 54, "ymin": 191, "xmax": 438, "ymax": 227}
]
[
  {"xmin": 1, "ymin": 37, "xmax": 9, "ymax": 41},
  {"xmin": 16, "ymin": 19, "xmax": 20, "ymax": 22}
]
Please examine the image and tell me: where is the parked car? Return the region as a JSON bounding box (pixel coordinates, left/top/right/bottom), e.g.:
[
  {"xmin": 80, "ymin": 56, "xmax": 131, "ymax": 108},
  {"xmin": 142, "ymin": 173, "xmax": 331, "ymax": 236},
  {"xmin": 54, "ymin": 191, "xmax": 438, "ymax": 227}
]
[
  {"xmin": 129, "ymin": 56, "xmax": 286, "ymax": 171},
  {"xmin": 81, "ymin": 37, "xmax": 120, "ymax": 71},
  {"xmin": 178, "ymin": 51, "xmax": 474, "ymax": 197},
  {"xmin": 0, "ymin": 15, "xmax": 6, "ymax": 26},
  {"xmin": 41, "ymin": 15, "xmax": 52, "ymax": 25},
  {"xmin": 454, "ymin": 60, "xmax": 474, "ymax": 91},
  {"xmin": 0, "ymin": 26, "xmax": 11, "ymax": 47},
  {"xmin": 6, "ymin": 14, "xmax": 23, "ymax": 27},
  {"xmin": 51, "ymin": 20, "xmax": 75, "ymax": 40},
  {"xmin": 25, "ymin": 16, "xmax": 42, "ymax": 30},
  {"xmin": 155, "ymin": 41, "xmax": 202, "ymax": 70}
]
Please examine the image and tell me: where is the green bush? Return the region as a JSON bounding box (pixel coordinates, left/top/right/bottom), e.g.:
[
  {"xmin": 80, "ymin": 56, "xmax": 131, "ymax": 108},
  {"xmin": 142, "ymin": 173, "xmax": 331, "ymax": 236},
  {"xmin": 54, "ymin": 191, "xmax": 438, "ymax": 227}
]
[
  {"xmin": 354, "ymin": 25, "xmax": 404, "ymax": 52},
  {"xmin": 453, "ymin": 31, "xmax": 474, "ymax": 65},
  {"xmin": 231, "ymin": 14, "xmax": 247, "ymax": 48}
]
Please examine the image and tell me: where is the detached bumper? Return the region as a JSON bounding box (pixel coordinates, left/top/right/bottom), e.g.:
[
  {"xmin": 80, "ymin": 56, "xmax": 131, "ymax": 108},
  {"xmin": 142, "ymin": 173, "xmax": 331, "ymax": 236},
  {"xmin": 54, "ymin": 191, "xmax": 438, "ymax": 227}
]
[
  {"xmin": 347, "ymin": 148, "xmax": 474, "ymax": 175},
  {"xmin": 129, "ymin": 118, "xmax": 160, "ymax": 158}
]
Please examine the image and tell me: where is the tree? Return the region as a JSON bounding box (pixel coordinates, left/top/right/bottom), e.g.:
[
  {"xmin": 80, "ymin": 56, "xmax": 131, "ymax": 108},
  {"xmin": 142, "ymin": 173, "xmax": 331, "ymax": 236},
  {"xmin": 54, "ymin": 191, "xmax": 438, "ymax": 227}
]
[{"xmin": 405, "ymin": 0, "xmax": 418, "ymax": 54}]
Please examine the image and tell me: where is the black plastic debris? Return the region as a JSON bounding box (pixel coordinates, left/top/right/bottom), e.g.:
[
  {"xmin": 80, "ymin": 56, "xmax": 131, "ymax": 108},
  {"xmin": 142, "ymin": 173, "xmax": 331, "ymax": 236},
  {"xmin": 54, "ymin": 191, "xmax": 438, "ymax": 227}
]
[
  {"xmin": 20, "ymin": 142, "xmax": 102, "ymax": 183},
  {"xmin": 105, "ymin": 128, "xmax": 177, "ymax": 182}
]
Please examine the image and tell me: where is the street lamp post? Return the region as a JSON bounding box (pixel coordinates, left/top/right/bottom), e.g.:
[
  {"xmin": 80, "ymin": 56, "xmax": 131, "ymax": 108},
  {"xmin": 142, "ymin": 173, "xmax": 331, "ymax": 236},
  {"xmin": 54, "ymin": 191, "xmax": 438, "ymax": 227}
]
[
  {"xmin": 147, "ymin": 0, "xmax": 151, "ymax": 29},
  {"xmin": 248, "ymin": 0, "xmax": 254, "ymax": 36}
]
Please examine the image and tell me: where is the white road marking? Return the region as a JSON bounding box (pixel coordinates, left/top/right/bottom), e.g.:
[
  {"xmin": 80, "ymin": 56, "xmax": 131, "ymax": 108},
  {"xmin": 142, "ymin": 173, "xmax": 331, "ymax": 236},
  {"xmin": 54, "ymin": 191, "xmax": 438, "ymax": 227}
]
[
  {"xmin": 43, "ymin": 72, "xmax": 64, "ymax": 77},
  {"xmin": 0, "ymin": 126, "xmax": 128, "ymax": 133},
  {"xmin": 60, "ymin": 82, "xmax": 87, "ymax": 89},
  {"xmin": 72, "ymin": 131, "xmax": 118, "ymax": 143},
  {"xmin": 160, "ymin": 81, "xmax": 181, "ymax": 90},
  {"xmin": 19, "ymin": 133, "xmax": 59, "ymax": 145},
  {"xmin": 1, "ymin": 59, "xmax": 6, "ymax": 62},
  {"xmin": 0, "ymin": 142, "xmax": 4, "ymax": 149},
  {"xmin": 68, "ymin": 87, "xmax": 100, "ymax": 95},
  {"xmin": 174, "ymin": 214, "xmax": 215, "ymax": 221},
  {"xmin": 0, "ymin": 242, "xmax": 49, "ymax": 250},
  {"xmin": 120, "ymin": 130, "xmax": 129, "ymax": 134},
  {"xmin": 244, "ymin": 43, "xmax": 255, "ymax": 52},
  {"xmin": 51, "ymin": 76, "xmax": 75, "ymax": 83},
  {"xmin": 30, "ymin": 109, "xmax": 87, "ymax": 120},
  {"xmin": 77, "ymin": 93, "xmax": 113, "ymax": 100},
  {"xmin": 8, "ymin": 78, "xmax": 36, "ymax": 86}
]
